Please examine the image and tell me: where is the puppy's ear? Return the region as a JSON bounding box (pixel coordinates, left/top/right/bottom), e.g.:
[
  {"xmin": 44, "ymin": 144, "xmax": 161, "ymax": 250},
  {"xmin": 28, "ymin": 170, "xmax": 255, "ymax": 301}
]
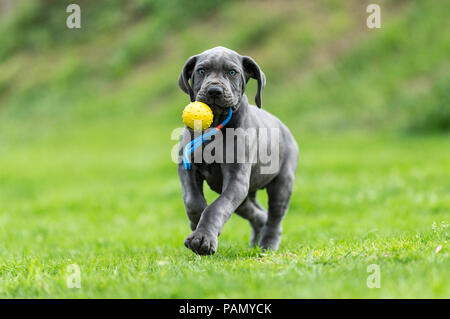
[
  {"xmin": 242, "ymin": 56, "xmax": 266, "ymax": 108},
  {"xmin": 178, "ymin": 55, "xmax": 198, "ymax": 102}
]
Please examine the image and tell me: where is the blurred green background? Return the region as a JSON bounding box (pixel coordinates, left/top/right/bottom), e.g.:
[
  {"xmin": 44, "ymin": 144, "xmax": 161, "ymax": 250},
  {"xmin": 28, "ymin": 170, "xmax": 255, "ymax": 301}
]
[{"xmin": 0, "ymin": 0, "xmax": 448, "ymax": 298}]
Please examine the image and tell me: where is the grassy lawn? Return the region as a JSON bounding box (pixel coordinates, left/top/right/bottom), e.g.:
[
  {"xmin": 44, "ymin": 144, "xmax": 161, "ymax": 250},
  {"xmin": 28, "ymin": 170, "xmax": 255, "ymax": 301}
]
[{"xmin": 0, "ymin": 121, "xmax": 448, "ymax": 298}]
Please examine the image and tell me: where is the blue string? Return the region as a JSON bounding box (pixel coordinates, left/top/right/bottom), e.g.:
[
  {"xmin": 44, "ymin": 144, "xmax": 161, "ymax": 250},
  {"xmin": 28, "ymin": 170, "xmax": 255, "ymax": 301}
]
[{"xmin": 183, "ymin": 107, "xmax": 232, "ymax": 170}]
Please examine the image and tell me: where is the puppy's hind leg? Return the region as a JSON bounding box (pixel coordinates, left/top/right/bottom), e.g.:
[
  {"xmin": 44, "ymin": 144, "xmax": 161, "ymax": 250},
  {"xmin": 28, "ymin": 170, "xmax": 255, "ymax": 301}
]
[
  {"xmin": 259, "ymin": 159, "xmax": 297, "ymax": 251},
  {"xmin": 235, "ymin": 192, "xmax": 267, "ymax": 247}
]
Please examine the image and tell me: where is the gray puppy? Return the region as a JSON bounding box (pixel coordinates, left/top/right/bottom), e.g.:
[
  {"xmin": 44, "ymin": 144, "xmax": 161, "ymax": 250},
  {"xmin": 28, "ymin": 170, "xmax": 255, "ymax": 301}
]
[{"xmin": 178, "ymin": 46, "xmax": 298, "ymax": 255}]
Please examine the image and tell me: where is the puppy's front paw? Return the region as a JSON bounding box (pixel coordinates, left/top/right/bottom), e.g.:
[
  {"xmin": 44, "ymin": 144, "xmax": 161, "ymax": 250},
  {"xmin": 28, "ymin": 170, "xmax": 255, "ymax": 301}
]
[{"xmin": 184, "ymin": 229, "xmax": 218, "ymax": 255}]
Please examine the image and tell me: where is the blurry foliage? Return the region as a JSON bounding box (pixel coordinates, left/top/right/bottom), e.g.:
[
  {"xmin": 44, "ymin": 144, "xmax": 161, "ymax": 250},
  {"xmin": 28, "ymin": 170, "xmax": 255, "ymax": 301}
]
[
  {"xmin": 0, "ymin": 0, "xmax": 448, "ymax": 135},
  {"xmin": 0, "ymin": 0, "xmax": 225, "ymax": 62},
  {"xmin": 407, "ymin": 78, "xmax": 450, "ymax": 133}
]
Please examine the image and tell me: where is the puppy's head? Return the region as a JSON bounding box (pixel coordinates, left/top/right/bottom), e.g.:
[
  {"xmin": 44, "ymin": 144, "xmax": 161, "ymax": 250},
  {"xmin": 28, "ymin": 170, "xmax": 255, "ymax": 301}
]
[{"xmin": 178, "ymin": 47, "xmax": 266, "ymax": 113}]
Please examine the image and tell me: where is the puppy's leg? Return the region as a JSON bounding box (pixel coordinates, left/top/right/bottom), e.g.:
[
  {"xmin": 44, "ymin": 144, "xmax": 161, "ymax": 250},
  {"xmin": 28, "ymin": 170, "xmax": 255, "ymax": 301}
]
[
  {"xmin": 259, "ymin": 162, "xmax": 296, "ymax": 251},
  {"xmin": 185, "ymin": 164, "xmax": 251, "ymax": 255},
  {"xmin": 235, "ymin": 192, "xmax": 267, "ymax": 246},
  {"xmin": 178, "ymin": 165, "xmax": 207, "ymax": 231}
]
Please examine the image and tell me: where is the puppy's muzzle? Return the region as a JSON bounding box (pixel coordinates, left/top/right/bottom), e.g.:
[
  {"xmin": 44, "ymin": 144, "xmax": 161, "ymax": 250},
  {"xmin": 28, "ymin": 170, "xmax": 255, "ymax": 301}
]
[{"xmin": 207, "ymin": 86, "xmax": 223, "ymax": 97}]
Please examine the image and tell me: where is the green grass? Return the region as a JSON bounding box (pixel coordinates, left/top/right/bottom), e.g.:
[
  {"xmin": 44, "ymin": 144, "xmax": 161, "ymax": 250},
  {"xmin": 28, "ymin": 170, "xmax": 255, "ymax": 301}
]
[
  {"xmin": 0, "ymin": 127, "xmax": 448, "ymax": 298},
  {"xmin": 0, "ymin": 0, "xmax": 449, "ymax": 298}
]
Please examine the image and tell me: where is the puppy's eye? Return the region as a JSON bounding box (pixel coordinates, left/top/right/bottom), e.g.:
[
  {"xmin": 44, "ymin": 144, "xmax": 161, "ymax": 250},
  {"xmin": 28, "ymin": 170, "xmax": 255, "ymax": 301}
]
[
  {"xmin": 229, "ymin": 70, "xmax": 237, "ymax": 76},
  {"xmin": 197, "ymin": 68, "xmax": 205, "ymax": 76}
]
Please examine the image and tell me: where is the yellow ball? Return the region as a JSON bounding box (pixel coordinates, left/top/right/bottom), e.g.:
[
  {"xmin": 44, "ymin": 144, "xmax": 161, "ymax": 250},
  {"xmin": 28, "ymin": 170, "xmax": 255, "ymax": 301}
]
[{"xmin": 182, "ymin": 101, "xmax": 214, "ymax": 131}]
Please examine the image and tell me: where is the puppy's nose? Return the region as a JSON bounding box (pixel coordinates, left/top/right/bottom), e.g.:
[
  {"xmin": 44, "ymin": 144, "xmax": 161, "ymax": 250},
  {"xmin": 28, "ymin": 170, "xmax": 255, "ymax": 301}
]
[{"xmin": 207, "ymin": 86, "xmax": 223, "ymax": 97}]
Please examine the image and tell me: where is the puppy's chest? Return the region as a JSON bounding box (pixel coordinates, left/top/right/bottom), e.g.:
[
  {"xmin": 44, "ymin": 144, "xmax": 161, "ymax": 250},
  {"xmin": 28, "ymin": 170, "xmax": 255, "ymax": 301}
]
[{"xmin": 195, "ymin": 162, "xmax": 223, "ymax": 193}]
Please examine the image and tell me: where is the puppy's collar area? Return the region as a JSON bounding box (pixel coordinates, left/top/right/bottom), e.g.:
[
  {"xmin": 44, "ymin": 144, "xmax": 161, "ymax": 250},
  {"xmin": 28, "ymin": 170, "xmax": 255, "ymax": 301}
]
[{"xmin": 182, "ymin": 107, "xmax": 233, "ymax": 170}]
